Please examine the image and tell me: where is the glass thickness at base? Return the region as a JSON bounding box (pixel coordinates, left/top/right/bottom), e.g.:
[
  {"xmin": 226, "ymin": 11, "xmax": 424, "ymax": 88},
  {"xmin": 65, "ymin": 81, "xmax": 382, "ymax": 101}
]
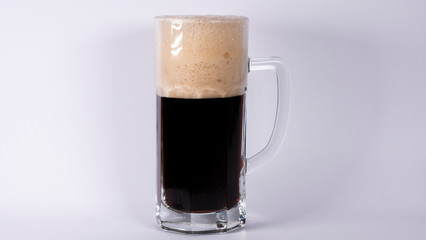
[{"xmin": 156, "ymin": 197, "xmax": 247, "ymax": 234}]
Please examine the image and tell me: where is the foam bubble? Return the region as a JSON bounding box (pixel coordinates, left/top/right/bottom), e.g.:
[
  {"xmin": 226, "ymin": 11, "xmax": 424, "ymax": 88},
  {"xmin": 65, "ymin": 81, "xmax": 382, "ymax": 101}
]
[{"xmin": 155, "ymin": 15, "xmax": 248, "ymax": 98}]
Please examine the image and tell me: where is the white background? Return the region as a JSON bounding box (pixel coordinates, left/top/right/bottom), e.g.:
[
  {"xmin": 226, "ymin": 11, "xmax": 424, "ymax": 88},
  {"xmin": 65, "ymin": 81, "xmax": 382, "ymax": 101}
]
[{"xmin": 1, "ymin": 0, "xmax": 426, "ymax": 239}]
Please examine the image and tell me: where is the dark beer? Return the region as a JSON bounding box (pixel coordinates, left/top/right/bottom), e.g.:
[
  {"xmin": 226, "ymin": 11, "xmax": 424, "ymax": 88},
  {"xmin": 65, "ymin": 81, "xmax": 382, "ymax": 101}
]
[{"xmin": 158, "ymin": 95, "xmax": 245, "ymax": 213}]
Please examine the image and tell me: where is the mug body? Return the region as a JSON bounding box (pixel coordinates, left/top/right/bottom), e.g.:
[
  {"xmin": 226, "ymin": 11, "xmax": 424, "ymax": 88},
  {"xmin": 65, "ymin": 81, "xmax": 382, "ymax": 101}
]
[{"xmin": 155, "ymin": 15, "xmax": 249, "ymax": 233}]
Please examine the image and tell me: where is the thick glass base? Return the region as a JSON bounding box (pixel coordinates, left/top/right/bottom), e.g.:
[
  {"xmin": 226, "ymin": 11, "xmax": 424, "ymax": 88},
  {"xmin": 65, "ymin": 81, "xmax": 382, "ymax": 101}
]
[{"xmin": 156, "ymin": 197, "xmax": 246, "ymax": 234}]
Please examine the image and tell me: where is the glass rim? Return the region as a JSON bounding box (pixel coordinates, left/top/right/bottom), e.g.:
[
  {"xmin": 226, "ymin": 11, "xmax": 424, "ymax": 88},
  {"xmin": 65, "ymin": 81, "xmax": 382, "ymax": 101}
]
[{"xmin": 155, "ymin": 15, "xmax": 248, "ymax": 23}]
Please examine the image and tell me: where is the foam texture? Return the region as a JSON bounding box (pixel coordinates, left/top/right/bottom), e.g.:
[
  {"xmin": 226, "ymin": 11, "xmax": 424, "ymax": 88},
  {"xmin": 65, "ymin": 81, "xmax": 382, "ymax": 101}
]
[{"xmin": 155, "ymin": 15, "xmax": 248, "ymax": 98}]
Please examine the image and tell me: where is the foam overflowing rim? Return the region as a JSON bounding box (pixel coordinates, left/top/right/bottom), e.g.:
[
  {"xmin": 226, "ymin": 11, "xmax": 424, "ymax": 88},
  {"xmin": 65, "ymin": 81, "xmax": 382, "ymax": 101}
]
[{"xmin": 155, "ymin": 15, "xmax": 248, "ymax": 23}]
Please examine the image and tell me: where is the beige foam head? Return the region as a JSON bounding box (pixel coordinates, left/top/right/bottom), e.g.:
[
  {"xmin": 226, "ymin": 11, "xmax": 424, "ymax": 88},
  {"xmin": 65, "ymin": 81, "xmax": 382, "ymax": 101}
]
[{"xmin": 155, "ymin": 15, "xmax": 248, "ymax": 98}]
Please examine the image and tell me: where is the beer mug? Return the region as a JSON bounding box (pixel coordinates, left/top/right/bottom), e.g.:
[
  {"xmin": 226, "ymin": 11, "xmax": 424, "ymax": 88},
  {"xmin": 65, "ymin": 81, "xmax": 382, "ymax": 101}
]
[{"xmin": 155, "ymin": 15, "xmax": 290, "ymax": 233}]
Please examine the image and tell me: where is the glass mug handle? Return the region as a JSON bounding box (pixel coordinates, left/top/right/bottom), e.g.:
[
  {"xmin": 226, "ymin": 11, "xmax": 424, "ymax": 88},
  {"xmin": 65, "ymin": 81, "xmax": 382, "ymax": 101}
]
[{"xmin": 247, "ymin": 57, "xmax": 291, "ymax": 174}]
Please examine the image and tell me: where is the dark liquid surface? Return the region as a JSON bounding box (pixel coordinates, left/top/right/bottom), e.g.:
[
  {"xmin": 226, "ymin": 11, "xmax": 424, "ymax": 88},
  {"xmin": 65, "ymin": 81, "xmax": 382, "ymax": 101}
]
[{"xmin": 158, "ymin": 95, "xmax": 244, "ymax": 213}]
